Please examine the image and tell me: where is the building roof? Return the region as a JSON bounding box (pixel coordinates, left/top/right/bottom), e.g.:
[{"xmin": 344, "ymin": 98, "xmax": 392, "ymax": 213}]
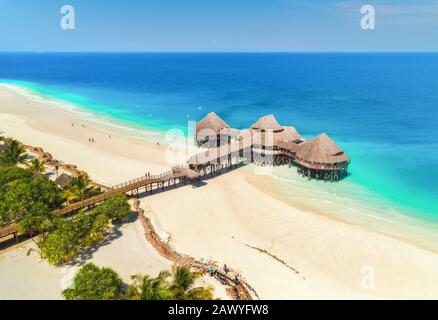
[
  {"xmin": 55, "ymin": 173, "xmax": 73, "ymax": 188},
  {"xmin": 196, "ymin": 112, "xmax": 230, "ymax": 138},
  {"xmin": 219, "ymin": 128, "xmax": 240, "ymax": 136},
  {"xmin": 295, "ymin": 133, "xmax": 349, "ymax": 165},
  {"xmin": 250, "ymin": 114, "xmax": 283, "ymax": 132},
  {"xmin": 274, "ymin": 139, "xmax": 301, "ymax": 153},
  {"xmin": 275, "ymin": 126, "xmax": 302, "ymax": 142}
]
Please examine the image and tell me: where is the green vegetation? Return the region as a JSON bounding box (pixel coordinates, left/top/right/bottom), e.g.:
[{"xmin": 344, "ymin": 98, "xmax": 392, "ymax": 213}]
[
  {"xmin": 62, "ymin": 174, "xmax": 100, "ymax": 203},
  {"xmin": 128, "ymin": 271, "xmax": 172, "ymax": 300},
  {"xmin": 64, "ymin": 264, "xmax": 215, "ymax": 300},
  {"xmin": 0, "ymin": 137, "xmax": 131, "ymax": 267},
  {"xmin": 167, "ymin": 265, "xmax": 215, "ymax": 300},
  {"xmin": 0, "ymin": 166, "xmax": 62, "ymax": 229},
  {"xmin": 63, "ymin": 263, "xmax": 124, "ymax": 300},
  {"xmin": 39, "ymin": 194, "xmax": 131, "ymax": 265},
  {"xmin": 92, "ymin": 194, "xmax": 132, "ymax": 221},
  {"xmin": 128, "ymin": 265, "xmax": 214, "ymax": 300},
  {"xmin": 27, "ymin": 158, "xmax": 46, "ymax": 175},
  {"xmin": 0, "ymin": 139, "xmax": 27, "ymax": 166}
]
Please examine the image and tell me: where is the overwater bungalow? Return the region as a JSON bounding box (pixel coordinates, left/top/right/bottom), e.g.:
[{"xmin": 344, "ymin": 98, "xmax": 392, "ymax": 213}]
[
  {"xmin": 191, "ymin": 112, "xmax": 349, "ymax": 181},
  {"xmin": 195, "ymin": 112, "xmax": 231, "ymax": 147},
  {"xmin": 250, "ymin": 115, "xmax": 303, "ymax": 166},
  {"xmin": 294, "ymin": 133, "xmax": 349, "ymax": 181},
  {"xmin": 250, "ymin": 114, "xmax": 283, "ymax": 132}
]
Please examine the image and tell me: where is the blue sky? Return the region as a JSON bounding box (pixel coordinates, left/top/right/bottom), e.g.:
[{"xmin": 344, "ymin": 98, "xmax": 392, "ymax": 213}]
[{"xmin": 0, "ymin": 0, "xmax": 437, "ymax": 52}]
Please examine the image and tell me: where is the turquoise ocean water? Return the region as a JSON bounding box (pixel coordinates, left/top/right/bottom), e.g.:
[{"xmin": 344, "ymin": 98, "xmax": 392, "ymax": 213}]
[{"xmin": 0, "ymin": 52, "xmax": 437, "ymax": 234}]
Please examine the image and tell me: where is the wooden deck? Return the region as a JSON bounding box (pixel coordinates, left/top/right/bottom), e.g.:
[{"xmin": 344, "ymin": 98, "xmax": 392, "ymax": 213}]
[{"xmin": 0, "ymin": 166, "xmax": 199, "ymax": 241}]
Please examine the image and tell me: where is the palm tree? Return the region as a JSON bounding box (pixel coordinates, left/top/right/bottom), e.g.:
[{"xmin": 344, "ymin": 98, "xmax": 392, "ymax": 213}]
[
  {"xmin": 0, "ymin": 139, "xmax": 27, "ymax": 166},
  {"xmin": 28, "ymin": 158, "xmax": 46, "ymax": 175},
  {"xmin": 168, "ymin": 266, "xmax": 214, "ymax": 300},
  {"xmin": 128, "ymin": 271, "xmax": 171, "ymax": 300},
  {"xmin": 64, "ymin": 174, "xmax": 99, "ymax": 203}
]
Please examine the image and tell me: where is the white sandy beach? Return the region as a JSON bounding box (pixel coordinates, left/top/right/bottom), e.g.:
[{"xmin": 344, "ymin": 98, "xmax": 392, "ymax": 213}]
[{"xmin": 2, "ymin": 83, "xmax": 438, "ymax": 299}]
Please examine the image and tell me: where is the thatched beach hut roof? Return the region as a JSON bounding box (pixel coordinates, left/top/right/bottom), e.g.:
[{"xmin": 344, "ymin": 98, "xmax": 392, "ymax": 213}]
[
  {"xmin": 251, "ymin": 114, "xmax": 283, "ymax": 132},
  {"xmin": 295, "ymin": 133, "xmax": 349, "ymax": 165},
  {"xmin": 219, "ymin": 128, "xmax": 240, "ymax": 136},
  {"xmin": 274, "ymin": 139, "xmax": 301, "ymax": 153},
  {"xmin": 275, "ymin": 126, "xmax": 302, "ymax": 142},
  {"xmin": 55, "ymin": 173, "xmax": 73, "ymax": 188},
  {"xmin": 196, "ymin": 112, "xmax": 230, "ymax": 138}
]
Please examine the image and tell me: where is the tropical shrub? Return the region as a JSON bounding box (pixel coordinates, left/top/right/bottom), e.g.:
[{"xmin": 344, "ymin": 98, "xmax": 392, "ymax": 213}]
[
  {"xmin": 92, "ymin": 194, "xmax": 131, "ymax": 221},
  {"xmin": 63, "ymin": 263, "xmax": 124, "ymax": 300},
  {"xmin": 0, "ymin": 173, "xmax": 62, "ymax": 229},
  {"xmin": 40, "ymin": 196, "xmax": 131, "ymax": 265}
]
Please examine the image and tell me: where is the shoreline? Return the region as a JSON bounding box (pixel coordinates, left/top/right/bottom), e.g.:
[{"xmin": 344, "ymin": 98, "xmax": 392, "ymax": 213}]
[
  {"xmin": 3, "ymin": 83, "xmax": 438, "ymax": 298},
  {"xmin": 132, "ymin": 199, "xmax": 254, "ymax": 300}
]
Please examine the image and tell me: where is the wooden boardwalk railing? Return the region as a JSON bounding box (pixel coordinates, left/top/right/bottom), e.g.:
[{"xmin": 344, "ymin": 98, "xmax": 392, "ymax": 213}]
[{"xmin": 0, "ymin": 166, "xmax": 199, "ymax": 242}]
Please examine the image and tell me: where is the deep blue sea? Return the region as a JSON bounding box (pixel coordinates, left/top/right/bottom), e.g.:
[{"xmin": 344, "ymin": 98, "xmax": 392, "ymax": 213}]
[{"xmin": 0, "ymin": 52, "xmax": 437, "ymax": 224}]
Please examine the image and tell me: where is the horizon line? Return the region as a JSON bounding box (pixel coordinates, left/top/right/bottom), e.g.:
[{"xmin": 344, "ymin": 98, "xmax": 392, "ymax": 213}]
[{"xmin": 0, "ymin": 50, "xmax": 438, "ymax": 54}]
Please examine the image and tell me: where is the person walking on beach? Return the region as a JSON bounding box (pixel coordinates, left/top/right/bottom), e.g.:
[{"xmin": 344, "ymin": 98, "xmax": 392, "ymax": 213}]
[{"xmin": 224, "ymin": 264, "xmax": 229, "ymax": 275}]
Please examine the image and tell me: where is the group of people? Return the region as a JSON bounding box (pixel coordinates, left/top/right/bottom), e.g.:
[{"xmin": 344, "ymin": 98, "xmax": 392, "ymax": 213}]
[
  {"xmin": 71, "ymin": 122, "xmax": 113, "ymax": 144},
  {"xmin": 207, "ymin": 263, "xmax": 231, "ymax": 277}
]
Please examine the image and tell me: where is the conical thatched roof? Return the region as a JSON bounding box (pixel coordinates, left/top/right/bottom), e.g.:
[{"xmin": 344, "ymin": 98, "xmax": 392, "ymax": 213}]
[
  {"xmin": 251, "ymin": 114, "xmax": 283, "ymax": 132},
  {"xmin": 275, "ymin": 126, "xmax": 302, "ymax": 142},
  {"xmin": 295, "ymin": 133, "xmax": 349, "ymax": 164},
  {"xmin": 196, "ymin": 112, "xmax": 230, "ymax": 136}
]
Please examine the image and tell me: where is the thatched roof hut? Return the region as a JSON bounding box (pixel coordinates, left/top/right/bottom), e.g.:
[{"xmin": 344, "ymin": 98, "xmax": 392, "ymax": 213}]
[
  {"xmin": 55, "ymin": 173, "xmax": 73, "ymax": 188},
  {"xmin": 275, "ymin": 126, "xmax": 302, "ymax": 142},
  {"xmin": 295, "ymin": 133, "xmax": 349, "ymax": 167},
  {"xmin": 251, "ymin": 114, "xmax": 283, "ymax": 132},
  {"xmin": 274, "ymin": 139, "xmax": 301, "ymax": 153},
  {"xmin": 196, "ymin": 112, "xmax": 230, "ymax": 139}
]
